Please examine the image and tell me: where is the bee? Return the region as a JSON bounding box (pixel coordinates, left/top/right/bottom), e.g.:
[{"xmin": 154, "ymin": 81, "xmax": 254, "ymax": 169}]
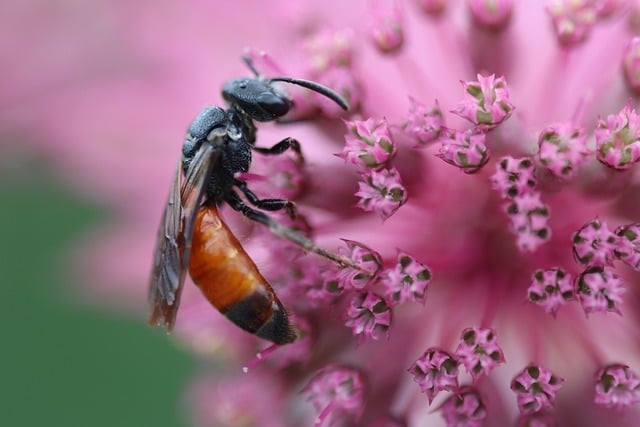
[{"xmin": 148, "ymin": 56, "xmax": 349, "ymax": 344}]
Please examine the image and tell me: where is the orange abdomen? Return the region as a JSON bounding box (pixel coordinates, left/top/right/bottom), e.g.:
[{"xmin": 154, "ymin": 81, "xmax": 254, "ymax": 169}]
[{"xmin": 188, "ymin": 204, "xmax": 295, "ymax": 344}]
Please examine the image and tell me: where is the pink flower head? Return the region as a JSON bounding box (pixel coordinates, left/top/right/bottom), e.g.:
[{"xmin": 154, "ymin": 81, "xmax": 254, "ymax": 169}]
[
  {"xmin": 515, "ymin": 411, "xmax": 558, "ymax": 427},
  {"xmin": 304, "ymin": 28, "xmax": 355, "ymax": 71},
  {"xmin": 576, "ymin": 266, "xmax": 626, "ymax": 316},
  {"xmin": 408, "ymin": 348, "xmax": 460, "ymax": 404},
  {"xmin": 537, "ymin": 122, "xmax": 591, "ymax": 179},
  {"xmin": 504, "ymin": 192, "xmax": 552, "ymax": 252},
  {"xmin": 437, "ymin": 129, "xmax": 490, "ymax": 173},
  {"xmin": 355, "ymin": 167, "xmax": 407, "ymax": 220},
  {"xmin": 468, "ymin": 0, "xmax": 514, "ymax": 30},
  {"xmin": 371, "ymin": 414, "xmax": 407, "ymax": 427},
  {"xmin": 623, "ymin": 37, "xmax": 640, "ymax": 93},
  {"xmin": 298, "ymin": 27, "xmax": 362, "ymax": 118},
  {"xmin": 597, "ymin": 0, "xmax": 626, "ymax": 18},
  {"xmin": 440, "ymin": 386, "xmax": 487, "ymax": 427},
  {"xmin": 341, "ymin": 117, "xmax": 397, "ymax": 169},
  {"xmin": 282, "ymin": 258, "xmax": 344, "ymax": 308},
  {"xmin": 614, "ymin": 223, "xmax": 640, "ymax": 271},
  {"xmin": 545, "ymin": 0, "xmax": 600, "ymax": 46},
  {"xmin": 415, "ymin": 0, "xmax": 446, "ymax": 15},
  {"xmin": 344, "ymin": 292, "xmax": 392, "ymax": 341},
  {"xmin": 337, "ymin": 239, "xmax": 383, "ymax": 291},
  {"xmin": 491, "ymin": 155, "xmax": 550, "ymax": 252},
  {"xmin": 313, "ymin": 66, "xmax": 362, "ymax": 118},
  {"xmin": 528, "ymin": 268, "xmax": 575, "ymax": 316},
  {"xmin": 511, "ymin": 365, "xmax": 565, "ymax": 415},
  {"xmin": 24, "ymin": 1, "xmax": 640, "ymax": 425},
  {"xmin": 452, "ymin": 74, "xmax": 514, "ymax": 130},
  {"xmin": 455, "ymin": 327, "xmax": 505, "ymax": 381},
  {"xmin": 381, "ymin": 251, "xmax": 432, "ymax": 306},
  {"xmin": 491, "ymin": 156, "xmax": 537, "ymax": 199},
  {"xmin": 594, "ymin": 102, "xmax": 640, "ymax": 170},
  {"xmin": 403, "ymin": 97, "xmax": 444, "ymax": 146},
  {"xmin": 594, "ymin": 364, "xmax": 640, "ymax": 410},
  {"xmin": 303, "ymin": 364, "xmax": 366, "ymax": 427},
  {"xmin": 369, "ymin": 0, "xmax": 404, "ymax": 54},
  {"xmin": 572, "ymin": 219, "xmax": 620, "ymax": 267}
]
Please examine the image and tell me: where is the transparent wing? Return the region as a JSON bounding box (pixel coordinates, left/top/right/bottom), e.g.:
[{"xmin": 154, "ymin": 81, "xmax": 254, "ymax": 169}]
[{"xmin": 148, "ymin": 143, "xmax": 218, "ymax": 331}]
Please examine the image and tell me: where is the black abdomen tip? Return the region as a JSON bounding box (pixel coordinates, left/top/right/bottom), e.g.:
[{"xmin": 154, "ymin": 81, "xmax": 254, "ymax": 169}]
[
  {"xmin": 224, "ymin": 293, "xmax": 297, "ymax": 345},
  {"xmin": 255, "ymin": 304, "xmax": 297, "ymax": 345}
]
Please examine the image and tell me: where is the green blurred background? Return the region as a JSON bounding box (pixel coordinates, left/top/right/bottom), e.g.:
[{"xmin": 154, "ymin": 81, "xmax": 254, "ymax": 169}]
[{"xmin": 0, "ymin": 162, "xmax": 195, "ymax": 427}]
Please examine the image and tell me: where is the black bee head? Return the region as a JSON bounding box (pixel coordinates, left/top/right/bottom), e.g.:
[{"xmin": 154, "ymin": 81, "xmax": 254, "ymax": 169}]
[{"xmin": 222, "ymin": 78, "xmax": 292, "ymax": 122}]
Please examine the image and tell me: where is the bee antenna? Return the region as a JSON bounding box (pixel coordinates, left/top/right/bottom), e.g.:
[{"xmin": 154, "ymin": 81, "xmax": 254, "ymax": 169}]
[
  {"xmin": 242, "ymin": 54, "xmax": 261, "ymax": 77},
  {"xmin": 270, "ymin": 77, "xmax": 349, "ymax": 111}
]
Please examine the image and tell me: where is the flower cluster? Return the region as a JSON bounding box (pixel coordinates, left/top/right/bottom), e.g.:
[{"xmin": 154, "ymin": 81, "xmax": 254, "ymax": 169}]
[
  {"xmin": 527, "ymin": 267, "xmax": 574, "ymax": 316},
  {"xmin": 341, "ymin": 117, "xmax": 407, "ymax": 220},
  {"xmin": 331, "ymin": 241, "xmax": 431, "ymax": 343},
  {"xmin": 524, "ymin": 216, "xmax": 637, "ymax": 319},
  {"xmin": 402, "ymin": 98, "xmax": 443, "ymax": 146},
  {"xmin": 368, "ymin": 0, "xmax": 404, "ymax": 54},
  {"xmin": 21, "ymin": 1, "xmax": 640, "ymax": 426},
  {"xmin": 302, "ymin": 365, "xmax": 366, "ymax": 427},
  {"xmin": 545, "ymin": 0, "xmax": 602, "ymax": 46},
  {"xmin": 594, "ymin": 364, "xmax": 640, "ymax": 410},
  {"xmin": 410, "ymin": 73, "xmax": 515, "ymax": 177},
  {"xmin": 537, "ymin": 122, "xmax": 591, "ymax": 179},
  {"xmin": 408, "ymin": 327, "xmax": 505, "ymax": 414},
  {"xmin": 595, "ymin": 102, "xmax": 640, "ymax": 170},
  {"xmin": 511, "ymin": 365, "xmax": 565, "ymax": 415},
  {"xmin": 452, "ymin": 74, "xmax": 514, "ymax": 130},
  {"xmin": 491, "ymin": 156, "xmax": 552, "ymax": 252}
]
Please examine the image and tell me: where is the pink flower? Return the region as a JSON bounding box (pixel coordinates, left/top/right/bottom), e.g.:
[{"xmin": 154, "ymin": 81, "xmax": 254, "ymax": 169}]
[
  {"xmin": 491, "ymin": 157, "xmax": 552, "ymax": 252},
  {"xmin": 452, "ymin": 74, "xmax": 514, "ymax": 130},
  {"xmin": 623, "ymin": 37, "xmax": 640, "ymax": 92},
  {"xmin": 336, "ymin": 239, "xmax": 383, "ymax": 291},
  {"xmin": 527, "ymin": 268, "xmax": 575, "ymax": 316},
  {"xmin": 594, "ymin": 364, "xmax": 640, "ymax": 410},
  {"xmin": 302, "ymin": 364, "xmax": 366, "ymax": 427},
  {"xmin": 344, "ymin": 291, "xmax": 392, "ymax": 342},
  {"xmin": 369, "ymin": 0, "xmax": 404, "ymax": 54},
  {"xmin": 14, "ymin": 1, "xmax": 640, "ymax": 426},
  {"xmin": 402, "ymin": 97, "xmax": 444, "ymax": 146},
  {"xmin": 468, "ymin": 0, "xmax": 514, "ymax": 30},
  {"xmin": 576, "ymin": 266, "xmax": 626, "ymax": 316},
  {"xmin": 355, "ymin": 167, "xmax": 407, "ymax": 220},
  {"xmin": 437, "ymin": 128, "xmax": 490, "ymax": 173},
  {"xmin": 380, "ymin": 251, "xmax": 432, "ymax": 305},
  {"xmin": 408, "ymin": 348, "xmax": 460, "ymax": 404},
  {"xmin": 490, "ymin": 156, "xmax": 537, "ymax": 199},
  {"xmin": 415, "ymin": 0, "xmax": 446, "ymax": 16},
  {"xmin": 440, "ymin": 386, "xmax": 487, "ymax": 427},
  {"xmin": 615, "ymin": 223, "xmax": 640, "ymax": 270},
  {"xmin": 454, "ymin": 327, "xmax": 505, "ymax": 382},
  {"xmin": 511, "ymin": 365, "xmax": 565, "ymax": 415},
  {"xmin": 572, "ymin": 219, "xmax": 620, "ymax": 267},
  {"xmin": 537, "ymin": 122, "xmax": 591, "ymax": 179},
  {"xmin": 545, "ymin": 0, "xmax": 601, "ymax": 46},
  {"xmin": 341, "ymin": 117, "xmax": 397, "ymax": 169},
  {"xmin": 594, "ymin": 102, "xmax": 640, "ymax": 170}
]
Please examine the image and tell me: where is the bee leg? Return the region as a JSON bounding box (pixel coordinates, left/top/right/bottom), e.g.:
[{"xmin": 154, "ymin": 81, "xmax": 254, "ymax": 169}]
[
  {"xmin": 252, "ymin": 137, "xmax": 303, "ymax": 163},
  {"xmin": 233, "ymin": 179, "xmax": 297, "ymax": 219},
  {"xmin": 225, "ymin": 190, "xmax": 273, "ymax": 225},
  {"xmin": 224, "ymin": 191, "xmax": 361, "ymax": 270}
]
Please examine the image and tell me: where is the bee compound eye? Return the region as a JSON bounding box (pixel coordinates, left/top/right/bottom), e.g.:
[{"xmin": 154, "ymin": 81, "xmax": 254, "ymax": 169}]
[{"xmin": 256, "ymin": 92, "xmax": 289, "ymax": 117}]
